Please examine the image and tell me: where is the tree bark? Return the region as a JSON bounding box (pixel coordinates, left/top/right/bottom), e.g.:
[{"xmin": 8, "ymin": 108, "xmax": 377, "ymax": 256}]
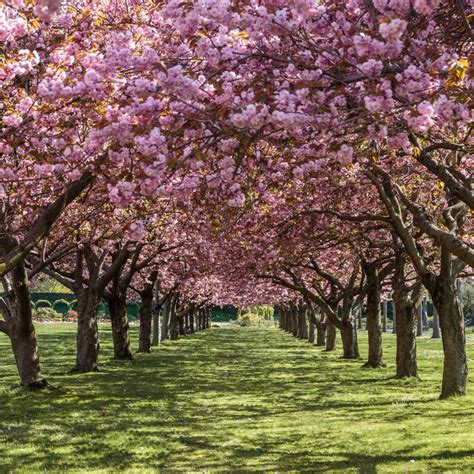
[
  {"xmin": 315, "ymin": 319, "xmax": 327, "ymax": 346},
  {"xmin": 340, "ymin": 320, "xmax": 359, "ymax": 359},
  {"xmin": 382, "ymin": 300, "xmax": 388, "ymax": 333},
  {"xmin": 196, "ymin": 309, "xmax": 202, "ymax": 331},
  {"xmin": 179, "ymin": 315, "xmax": 185, "ymax": 336},
  {"xmin": 283, "ymin": 306, "xmax": 291, "ymax": 332},
  {"xmin": 152, "ymin": 311, "xmax": 159, "ymax": 346},
  {"xmin": 298, "ymin": 306, "xmax": 307, "ymax": 339},
  {"xmin": 291, "ymin": 305, "xmax": 298, "ymax": 337},
  {"xmin": 432, "ymin": 305, "xmax": 441, "ymax": 339},
  {"xmin": 160, "ymin": 297, "xmax": 171, "ymax": 342},
  {"xmin": 138, "ymin": 285, "xmax": 153, "ymax": 353},
  {"xmin": 169, "ymin": 300, "xmax": 179, "ymax": 340},
  {"xmin": 357, "ymin": 303, "xmax": 362, "ymax": 329},
  {"xmin": 432, "ymin": 277, "xmax": 467, "ymax": 398},
  {"xmin": 394, "ymin": 298, "xmax": 418, "ymax": 378},
  {"xmin": 416, "ymin": 303, "xmax": 423, "ymax": 337},
  {"xmin": 75, "ymin": 288, "xmax": 101, "ymax": 372},
  {"xmin": 278, "ymin": 306, "xmax": 285, "ymax": 330},
  {"xmin": 422, "ymin": 296, "xmax": 428, "ymax": 328},
  {"xmin": 0, "ymin": 170, "xmax": 95, "ymax": 277},
  {"xmin": 392, "ymin": 253, "xmax": 417, "ymax": 378},
  {"xmin": 202, "ymin": 308, "xmax": 209, "ymax": 329},
  {"xmin": 391, "ymin": 298, "xmax": 397, "ymax": 334},
  {"xmin": 325, "ymin": 320, "xmax": 336, "ymax": 351},
  {"xmin": 308, "ymin": 317, "xmax": 315, "ymax": 343},
  {"xmin": 108, "ymin": 295, "xmax": 133, "ymax": 360},
  {"xmin": 8, "ymin": 262, "xmax": 48, "ymax": 390},
  {"xmin": 363, "ymin": 262, "xmax": 384, "ymax": 368}
]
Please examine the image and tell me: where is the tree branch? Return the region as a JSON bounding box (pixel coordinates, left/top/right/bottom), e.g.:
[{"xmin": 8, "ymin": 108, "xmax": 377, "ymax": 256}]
[{"xmin": 0, "ymin": 170, "xmax": 95, "ymax": 276}]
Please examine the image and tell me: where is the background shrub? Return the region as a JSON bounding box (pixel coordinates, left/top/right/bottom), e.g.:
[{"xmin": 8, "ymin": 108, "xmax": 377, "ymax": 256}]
[{"xmin": 32, "ymin": 307, "xmax": 62, "ymax": 321}]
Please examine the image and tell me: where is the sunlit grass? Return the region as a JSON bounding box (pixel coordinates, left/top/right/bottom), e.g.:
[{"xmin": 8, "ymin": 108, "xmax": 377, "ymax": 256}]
[{"xmin": 1, "ymin": 323, "xmax": 474, "ymax": 472}]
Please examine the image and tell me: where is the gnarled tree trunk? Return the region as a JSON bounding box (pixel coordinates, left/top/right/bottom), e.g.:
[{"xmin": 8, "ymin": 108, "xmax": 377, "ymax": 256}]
[
  {"xmin": 363, "ymin": 262, "xmax": 384, "ymax": 368},
  {"xmin": 76, "ymin": 288, "xmax": 101, "ymax": 372},
  {"xmin": 394, "ymin": 298, "xmax": 418, "ymax": 378},
  {"xmin": 325, "ymin": 320, "xmax": 336, "ymax": 351},
  {"xmin": 432, "ymin": 276, "xmax": 467, "ymax": 399},
  {"xmin": 138, "ymin": 284, "xmax": 153, "ymax": 353},
  {"xmin": 8, "ymin": 262, "xmax": 48, "ymax": 390},
  {"xmin": 108, "ymin": 295, "xmax": 133, "ymax": 360},
  {"xmin": 315, "ymin": 319, "xmax": 327, "ymax": 346},
  {"xmin": 340, "ymin": 320, "xmax": 359, "ymax": 359},
  {"xmin": 392, "ymin": 253, "xmax": 417, "ymax": 378},
  {"xmin": 298, "ymin": 306, "xmax": 307, "ymax": 339}
]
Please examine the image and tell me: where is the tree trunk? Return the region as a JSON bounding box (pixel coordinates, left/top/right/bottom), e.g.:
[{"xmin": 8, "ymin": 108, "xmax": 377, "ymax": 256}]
[
  {"xmin": 315, "ymin": 319, "xmax": 327, "ymax": 346},
  {"xmin": 308, "ymin": 318, "xmax": 315, "ymax": 343},
  {"xmin": 298, "ymin": 307, "xmax": 307, "ymax": 339},
  {"xmin": 287, "ymin": 307, "xmax": 293, "ymax": 333},
  {"xmin": 138, "ymin": 286, "xmax": 153, "ymax": 353},
  {"xmin": 382, "ymin": 300, "xmax": 388, "ymax": 333},
  {"xmin": 282, "ymin": 307, "xmax": 290, "ymax": 332},
  {"xmin": 278, "ymin": 307, "xmax": 284, "ymax": 329},
  {"xmin": 179, "ymin": 316, "xmax": 185, "ymax": 336},
  {"xmin": 340, "ymin": 320, "xmax": 359, "ymax": 359},
  {"xmin": 394, "ymin": 299, "xmax": 418, "ymax": 378},
  {"xmin": 432, "ymin": 278, "xmax": 467, "ymax": 398},
  {"xmin": 432, "ymin": 305, "xmax": 441, "ymax": 339},
  {"xmin": 391, "ymin": 298, "xmax": 397, "ymax": 334},
  {"xmin": 291, "ymin": 306, "xmax": 298, "ymax": 337},
  {"xmin": 9, "ymin": 262, "xmax": 48, "ymax": 390},
  {"xmin": 357, "ymin": 303, "xmax": 362, "ymax": 329},
  {"xmin": 422, "ymin": 296, "xmax": 428, "ymax": 328},
  {"xmin": 416, "ymin": 303, "xmax": 423, "ymax": 337},
  {"xmin": 108, "ymin": 295, "xmax": 133, "ymax": 360},
  {"xmin": 170, "ymin": 310, "xmax": 179, "ymax": 340},
  {"xmin": 392, "ymin": 255, "xmax": 417, "ymax": 378},
  {"xmin": 363, "ymin": 263, "xmax": 384, "ymax": 368},
  {"xmin": 75, "ymin": 288, "xmax": 101, "ymax": 372},
  {"xmin": 160, "ymin": 298, "xmax": 171, "ymax": 341},
  {"xmin": 325, "ymin": 320, "xmax": 336, "ymax": 351},
  {"xmin": 196, "ymin": 309, "xmax": 202, "ymax": 331},
  {"xmin": 151, "ymin": 311, "xmax": 159, "ymax": 346}
]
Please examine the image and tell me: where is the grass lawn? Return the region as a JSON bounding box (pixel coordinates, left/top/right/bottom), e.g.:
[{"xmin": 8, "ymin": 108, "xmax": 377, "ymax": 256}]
[{"xmin": 1, "ymin": 324, "xmax": 474, "ymax": 472}]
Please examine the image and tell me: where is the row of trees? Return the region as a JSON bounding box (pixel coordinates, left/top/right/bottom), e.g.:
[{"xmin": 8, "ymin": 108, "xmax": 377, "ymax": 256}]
[{"xmin": 0, "ymin": 0, "xmax": 472, "ymax": 400}]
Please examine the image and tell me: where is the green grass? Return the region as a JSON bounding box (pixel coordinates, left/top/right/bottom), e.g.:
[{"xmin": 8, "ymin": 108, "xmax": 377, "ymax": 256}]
[{"xmin": 1, "ymin": 324, "xmax": 474, "ymax": 472}]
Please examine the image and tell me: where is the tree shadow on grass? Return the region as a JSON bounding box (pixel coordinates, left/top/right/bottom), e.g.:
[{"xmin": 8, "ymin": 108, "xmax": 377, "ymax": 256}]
[{"xmin": 0, "ymin": 325, "xmax": 473, "ymax": 472}]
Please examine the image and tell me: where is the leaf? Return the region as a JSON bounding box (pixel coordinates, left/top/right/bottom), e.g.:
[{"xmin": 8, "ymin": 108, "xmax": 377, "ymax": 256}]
[
  {"xmin": 93, "ymin": 11, "xmax": 107, "ymax": 27},
  {"xmin": 234, "ymin": 31, "xmax": 249, "ymax": 40},
  {"xmin": 446, "ymin": 58, "xmax": 469, "ymax": 88},
  {"xmin": 412, "ymin": 147, "xmax": 421, "ymax": 158}
]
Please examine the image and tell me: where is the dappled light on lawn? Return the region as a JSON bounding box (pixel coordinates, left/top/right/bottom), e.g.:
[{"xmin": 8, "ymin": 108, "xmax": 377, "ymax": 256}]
[{"xmin": 1, "ymin": 324, "xmax": 474, "ymax": 472}]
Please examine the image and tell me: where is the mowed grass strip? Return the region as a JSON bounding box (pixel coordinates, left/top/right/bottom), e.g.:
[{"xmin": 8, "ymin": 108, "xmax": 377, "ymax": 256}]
[{"xmin": 1, "ymin": 324, "xmax": 474, "ymax": 472}]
